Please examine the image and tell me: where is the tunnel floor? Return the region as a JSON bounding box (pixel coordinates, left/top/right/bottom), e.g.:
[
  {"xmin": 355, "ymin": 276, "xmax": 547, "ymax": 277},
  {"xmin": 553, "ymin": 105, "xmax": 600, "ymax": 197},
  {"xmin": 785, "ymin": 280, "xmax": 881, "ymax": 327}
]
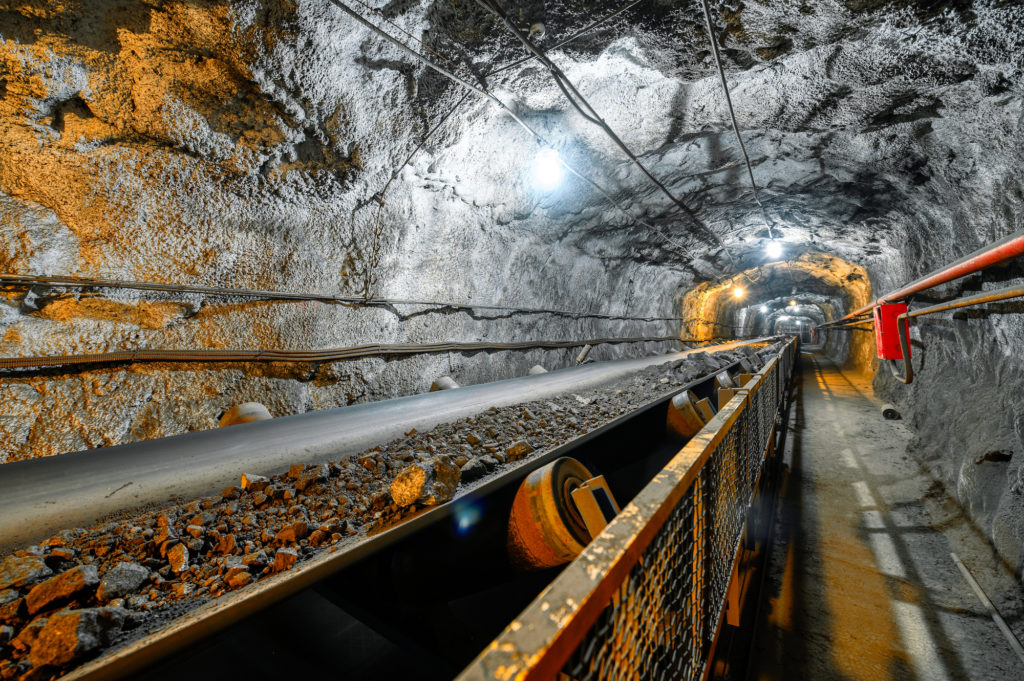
[{"xmin": 750, "ymin": 354, "xmax": 1024, "ymax": 681}]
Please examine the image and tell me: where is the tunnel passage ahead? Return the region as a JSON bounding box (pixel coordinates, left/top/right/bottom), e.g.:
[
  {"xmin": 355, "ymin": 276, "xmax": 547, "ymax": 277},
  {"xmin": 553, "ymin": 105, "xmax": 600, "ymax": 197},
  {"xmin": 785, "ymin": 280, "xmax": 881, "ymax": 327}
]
[{"xmin": 751, "ymin": 354, "xmax": 1024, "ymax": 681}]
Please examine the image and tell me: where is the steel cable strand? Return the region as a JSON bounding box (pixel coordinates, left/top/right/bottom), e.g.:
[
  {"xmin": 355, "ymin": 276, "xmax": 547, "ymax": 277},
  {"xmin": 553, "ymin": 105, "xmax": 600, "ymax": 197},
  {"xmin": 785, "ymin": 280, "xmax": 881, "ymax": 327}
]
[
  {"xmin": 699, "ymin": 0, "xmax": 775, "ymax": 240},
  {"xmin": 0, "ymin": 273, "xmax": 689, "ymax": 322},
  {"xmin": 0, "ymin": 336, "xmax": 685, "ymax": 371},
  {"xmin": 327, "ymin": 0, "xmax": 705, "ymax": 261},
  {"xmin": 476, "ymin": 0, "xmax": 735, "ymax": 261}
]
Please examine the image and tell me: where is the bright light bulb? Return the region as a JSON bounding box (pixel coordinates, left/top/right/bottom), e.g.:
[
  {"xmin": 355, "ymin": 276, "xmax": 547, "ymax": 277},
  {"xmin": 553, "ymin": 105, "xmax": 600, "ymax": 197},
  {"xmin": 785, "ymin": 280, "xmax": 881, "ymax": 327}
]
[
  {"xmin": 531, "ymin": 148, "xmax": 564, "ymax": 191},
  {"xmin": 760, "ymin": 305, "xmax": 769, "ymax": 313},
  {"xmin": 789, "ymin": 299, "xmax": 797, "ymax": 307},
  {"xmin": 733, "ymin": 287, "xmax": 745, "ymax": 299},
  {"xmin": 765, "ymin": 240, "xmax": 783, "ymax": 259}
]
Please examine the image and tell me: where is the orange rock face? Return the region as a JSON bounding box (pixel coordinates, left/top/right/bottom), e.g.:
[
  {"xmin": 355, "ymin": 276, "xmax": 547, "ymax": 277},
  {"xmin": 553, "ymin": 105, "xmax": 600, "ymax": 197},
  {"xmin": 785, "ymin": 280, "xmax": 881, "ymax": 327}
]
[{"xmin": 25, "ymin": 566, "xmax": 99, "ymax": 615}]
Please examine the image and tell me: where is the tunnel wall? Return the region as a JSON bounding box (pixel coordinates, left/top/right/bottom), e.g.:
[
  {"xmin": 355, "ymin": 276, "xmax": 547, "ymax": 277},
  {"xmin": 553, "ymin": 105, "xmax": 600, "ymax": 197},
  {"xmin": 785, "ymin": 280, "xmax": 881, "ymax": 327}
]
[{"xmin": 872, "ymin": 257, "xmax": 1024, "ymax": 577}]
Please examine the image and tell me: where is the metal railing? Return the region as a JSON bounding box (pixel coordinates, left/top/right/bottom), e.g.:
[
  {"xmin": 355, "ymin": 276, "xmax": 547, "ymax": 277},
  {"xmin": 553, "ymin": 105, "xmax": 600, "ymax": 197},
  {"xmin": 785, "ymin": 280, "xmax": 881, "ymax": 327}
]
[{"xmin": 457, "ymin": 339, "xmax": 797, "ymax": 681}]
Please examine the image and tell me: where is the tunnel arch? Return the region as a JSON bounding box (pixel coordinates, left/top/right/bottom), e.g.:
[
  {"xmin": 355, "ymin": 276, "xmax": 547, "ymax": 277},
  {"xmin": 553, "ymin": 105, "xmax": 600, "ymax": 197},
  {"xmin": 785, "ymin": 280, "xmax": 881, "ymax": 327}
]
[{"xmin": 677, "ymin": 252, "xmax": 872, "ymax": 366}]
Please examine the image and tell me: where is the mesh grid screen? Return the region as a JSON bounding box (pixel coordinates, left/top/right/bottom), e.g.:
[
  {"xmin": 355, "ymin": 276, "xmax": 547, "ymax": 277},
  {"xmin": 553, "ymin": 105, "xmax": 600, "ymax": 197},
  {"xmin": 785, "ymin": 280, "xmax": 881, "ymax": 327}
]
[{"xmin": 558, "ymin": 347, "xmax": 790, "ymax": 681}]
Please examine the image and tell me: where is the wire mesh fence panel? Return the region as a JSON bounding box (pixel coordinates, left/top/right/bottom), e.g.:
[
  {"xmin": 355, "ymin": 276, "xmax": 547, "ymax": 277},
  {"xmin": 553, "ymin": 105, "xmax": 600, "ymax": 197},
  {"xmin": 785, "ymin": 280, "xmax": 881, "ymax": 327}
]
[
  {"xmin": 557, "ymin": 350, "xmax": 788, "ymax": 681},
  {"xmin": 560, "ymin": 481, "xmax": 705, "ymax": 681}
]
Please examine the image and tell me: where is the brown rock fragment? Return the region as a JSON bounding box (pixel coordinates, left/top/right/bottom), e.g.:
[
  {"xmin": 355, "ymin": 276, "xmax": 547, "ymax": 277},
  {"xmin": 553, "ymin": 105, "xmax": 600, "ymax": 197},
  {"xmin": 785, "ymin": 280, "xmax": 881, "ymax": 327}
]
[
  {"xmin": 224, "ymin": 568, "xmax": 251, "ymax": 589},
  {"xmin": 0, "ymin": 556, "xmax": 52, "ymax": 591},
  {"xmin": 389, "ymin": 457, "xmax": 461, "ymax": 508},
  {"xmin": 28, "ymin": 607, "xmax": 126, "ymax": 668},
  {"xmin": 242, "ymin": 551, "xmax": 269, "ymax": 570},
  {"xmin": 0, "ymin": 589, "xmax": 23, "ymax": 625},
  {"xmin": 96, "ymin": 563, "xmax": 149, "ymax": 602},
  {"xmin": 273, "ymin": 548, "xmax": 298, "ymax": 573},
  {"xmin": 11, "ymin": 615, "xmax": 48, "ymax": 653},
  {"xmin": 213, "ymin": 533, "xmax": 237, "ymax": 556},
  {"xmin": 240, "ymin": 474, "xmax": 269, "ymax": 492},
  {"xmin": 273, "ymin": 522, "xmax": 308, "ymax": 545},
  {"xmin": 25, "ymin": 565, "xmax": 99, "ymax": 615},
  {"xmin": 505, "ymin": 440, "xmax": 534, "ymax": 460},
  {"xmin": 220, "ymin": 486, "xmax": 241, "ymax": 500},
  {"xmin": 48, "ymin": 547, "xmax": 76, "ymax": 562},
  {"xmin": 167, "ymin": 544, "xmax": 189, "ymax": 573}
]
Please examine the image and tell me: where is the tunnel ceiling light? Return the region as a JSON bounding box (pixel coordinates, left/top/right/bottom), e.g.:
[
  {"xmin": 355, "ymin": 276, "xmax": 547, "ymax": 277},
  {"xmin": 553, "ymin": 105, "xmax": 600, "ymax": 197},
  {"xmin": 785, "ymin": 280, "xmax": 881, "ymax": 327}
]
[
  {"xmin": 789, "ymin": 299, "xmax": 797, "ymax": 307},
  {"xmin": 733, "ymin": 287, "xmax": 745, "ymax": 299},
  {"xmin": 765, "ymin": 240, "xmax": 783, "ymax": 259},
  {"xmin": 760, "ymin": 305, "xmax": 769, "ymax": 313},
  {"xmin": 531, "ymin": 147, "xmax": 564, "ymax": 192}
]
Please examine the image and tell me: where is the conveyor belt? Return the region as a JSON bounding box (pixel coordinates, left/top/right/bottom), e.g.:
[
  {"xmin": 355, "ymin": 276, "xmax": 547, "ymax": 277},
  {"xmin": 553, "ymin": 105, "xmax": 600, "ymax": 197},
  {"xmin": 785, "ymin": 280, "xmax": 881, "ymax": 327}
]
[{"xmin": 0, "ymin": 338, "xmax": 771, "ymax": 554}]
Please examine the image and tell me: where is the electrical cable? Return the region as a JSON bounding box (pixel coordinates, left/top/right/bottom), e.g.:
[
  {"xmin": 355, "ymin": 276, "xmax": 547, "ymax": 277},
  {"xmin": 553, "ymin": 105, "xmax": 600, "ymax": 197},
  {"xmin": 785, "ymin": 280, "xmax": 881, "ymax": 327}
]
[
  {"xmin": 485, "ymin": 0, "xmax": 647, "ymax": 78},
  {"xmin": 476, "ymin": 0, "xmax": 734, "ymax": 260},
  {"xmin": 0, "ymin": 273, "xmax": 689, "ymax": 322},
  {"xmin": 0, "ymin": 335, "xmax": 685, "ymax": 371},
  {"xmin": 327, "ymin": 0, "xmax": 699, "ymax": 257},
  {"xmin": 368, "ymin": 0, "xmax": 650, "ymax": 210},
  {"xmin": 699, "ymin": 0, "xmax": 775, "ymax": 241}
]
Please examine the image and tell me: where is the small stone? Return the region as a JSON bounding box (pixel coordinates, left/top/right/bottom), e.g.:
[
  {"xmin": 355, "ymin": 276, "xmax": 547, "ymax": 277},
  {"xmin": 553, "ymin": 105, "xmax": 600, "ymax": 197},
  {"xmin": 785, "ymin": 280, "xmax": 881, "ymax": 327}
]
[
  {"xmin": 0, "ymin": 625, "xmax": 12, "ymax": 644},
  {"xmin": 96, "ymin": 563, "xmax": 149, "ymax": 602},
  {"xmin": 213, "ymin": 533, "xmax": 237, "ymax": 556},
  {"xmin": 295, "ymin": 465, "xmax": 329, "ymax": 491},
  {"xmin": 167, "ymin": 544, "xmax": 189, "ymax": 573},
  {"xmin": 220, "ymin": 486, "xmax": 241, "ymax": 500},
  {"xmin": 505, "ymin": 440, "xmax": 534, "ymax": 460},
  {"xmin": 389, "ymin": 457, "xmax": 461, "ymax": 508},
  {"xmin": 48, "ymin": 547, "xmax": 75, "ymax": 562},
  {"xmin": 459, "ymin": 457, "xmax": 490, "ymax": 483},
  {"xmin": 224, "ymin": 568, "xmax": 251, "ymax": 589},
  {"xmin": 465, "ymin": 432, "xmax": 482, "ymax": 446},
  {"xmin": 251, "ymin": 492, "xmax": 269, "ymax": 507},
  {"xmin": 242, "ymin": 551, "xmax": 269, "ymax": 570},
  {"xmin": 307, "ymin": 530, "xmax": 329, "ymax": 547},
  {"xmin": 288, "ymin": 464, "xmax": 305, "ymax": 479},
  {"xmin": 153, "ymin": 525, "xmax": 177, "ymax": 545},
  {"xmin": 240, "ymin": 474, "xmax": 269, "ymax": 492},
  {"xmin": 273, "ymin": 548, "xmax": 298, "ymax": 573},
  {"xmin": 274, "ymin": 522, "xmax": 309, "ymax": 545},
  {"xmin": 185, "ymin": 525, "xmax": 205, "ymax": 539},
  {"xmin": 0, "ymin": 556, "xmax": 52, "ymax": 591},
  {"xmin": 171, "ymin": 582, "xmax": 195, "ymax": 598},
  {"xmin": 25, "ymin": 565, "xmax": 100, "ymax": 615},
  {"xmin": 28, "ymin": 607, "xmax": 126, "ymax": 668}
]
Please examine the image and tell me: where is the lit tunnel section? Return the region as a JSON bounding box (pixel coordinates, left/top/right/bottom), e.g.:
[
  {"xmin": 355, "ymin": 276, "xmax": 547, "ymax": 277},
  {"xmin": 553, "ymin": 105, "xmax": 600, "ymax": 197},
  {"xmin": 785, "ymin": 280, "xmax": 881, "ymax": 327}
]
[{"xmin": 678, "ymin": 252, "xmax": 873, "ymax": 367}]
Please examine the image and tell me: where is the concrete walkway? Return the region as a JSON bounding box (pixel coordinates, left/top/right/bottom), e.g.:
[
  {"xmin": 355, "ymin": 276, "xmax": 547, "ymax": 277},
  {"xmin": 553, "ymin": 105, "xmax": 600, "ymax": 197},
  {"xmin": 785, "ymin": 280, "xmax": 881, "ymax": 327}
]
[{"xmin": 751, "ymin": 354, "xmax": 1023, "ymax": 681}]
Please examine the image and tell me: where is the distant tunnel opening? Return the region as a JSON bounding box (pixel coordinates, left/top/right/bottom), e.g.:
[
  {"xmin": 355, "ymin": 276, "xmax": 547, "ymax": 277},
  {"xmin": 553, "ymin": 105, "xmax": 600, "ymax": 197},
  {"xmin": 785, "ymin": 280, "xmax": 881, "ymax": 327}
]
[{"xmin": 677, "ymin": 252, "xmax": 872, "ymax": 369}]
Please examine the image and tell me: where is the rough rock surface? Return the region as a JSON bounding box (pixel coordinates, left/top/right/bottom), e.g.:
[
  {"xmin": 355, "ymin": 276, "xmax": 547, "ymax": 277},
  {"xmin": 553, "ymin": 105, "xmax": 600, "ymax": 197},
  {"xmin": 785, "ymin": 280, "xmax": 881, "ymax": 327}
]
[
  {"xmin": 28, "ymin": 607, "xmax": 127, "ymax": 668},
  {"xmin": 389, "ymin": 456, "xmax": 461, "ymax": 507},
  {"xmin": 96, "ymin": 562, "xmax": 150, "ymax": 603}
]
